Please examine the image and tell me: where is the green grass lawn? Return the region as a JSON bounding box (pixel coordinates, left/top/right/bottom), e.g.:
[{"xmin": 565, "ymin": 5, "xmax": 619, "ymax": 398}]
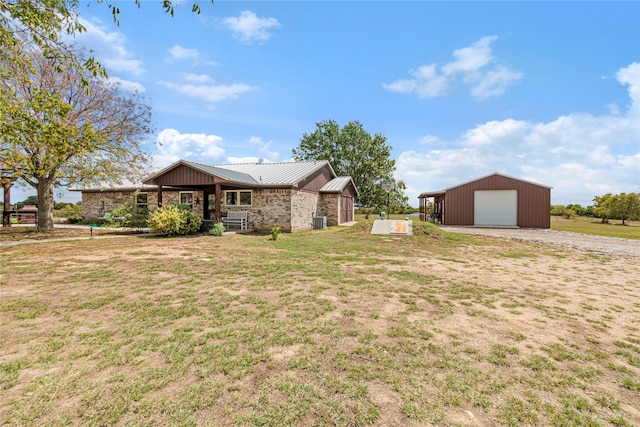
[
  {"xmin": 1, "ymin": 221, "xmax": 639, "ymax": 426},
  {"xmin": 551, "ymin": 216, "xmax": 640, "ymax": 240}
]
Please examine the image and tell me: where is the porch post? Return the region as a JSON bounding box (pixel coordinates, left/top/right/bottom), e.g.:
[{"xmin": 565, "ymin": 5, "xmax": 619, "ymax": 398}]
[
  {"xmin": 157, "ymin": 185, "xmax": 163, "ymax": 208},
  {"xmin": 214, "ymin": 183, "xmax": 221, "ymax": 222},
  {"xmin": 2, "ymin": 180, "xmax": 11, "ymax": 227}
]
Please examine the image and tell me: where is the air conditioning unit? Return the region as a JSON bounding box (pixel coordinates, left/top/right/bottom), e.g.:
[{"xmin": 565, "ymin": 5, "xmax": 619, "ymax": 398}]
[{"xmin": 313, "ymin": 216, "xmax": 327, "ymax": 230}]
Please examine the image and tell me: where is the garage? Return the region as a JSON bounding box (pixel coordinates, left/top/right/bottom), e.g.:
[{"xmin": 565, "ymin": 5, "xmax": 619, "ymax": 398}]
[
  {"xmin": 474, "ymin": 190, "xmax": 517, "ymax": 227},
  {"xmin": 418, "ymin": 172, "xmax": 552, "ymax": 229}
]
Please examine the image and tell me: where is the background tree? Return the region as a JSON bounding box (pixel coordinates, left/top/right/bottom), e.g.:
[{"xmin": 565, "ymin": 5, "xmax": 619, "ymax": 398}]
[
  {"xmin": 592, "ymin": 193, "xmax": 612, "ymax": 223},
  {"xmin": 293, "ymin": 120, "xmax": 404, "ymax": 209},
  {"xmin": 0, "ymin": 42, "xmax": 153, "ymax": 230},
  {"xmin": 605, "ymin": 193, "xmax": 639, "ymax": 225},
  {"xmin": 385, "ymin": 180, "xmax": 411, "ymax": 214}
]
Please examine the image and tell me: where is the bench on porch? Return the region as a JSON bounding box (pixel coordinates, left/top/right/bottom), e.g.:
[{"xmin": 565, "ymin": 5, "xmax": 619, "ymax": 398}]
[{"xmin": 222, "ymin": 211, "xmax": 248, "ymax": 230}]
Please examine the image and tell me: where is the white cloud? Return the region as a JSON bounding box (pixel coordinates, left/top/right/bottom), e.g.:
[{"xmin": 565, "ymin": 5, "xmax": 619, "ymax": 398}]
[
  {"xmin": 166, "ymin": 45, "xmax": 200, "ymax": 62},
  {"xmin": 442, "ymin": 35, "xmax": 496, "ymax": 75},
  {"xmin": 396, "ymin": 62, "xmax": 640, "ymax": 206},
  {"xmin": 154, "ymin": 128, "xmax": 225, "ymax": 168},
  {"xmin": 74, "ymin": 18, "xmax": 145, "ymax": 75},
  {"xmin": 383, "ymin": 35, "xmax": 522, "ymax": 100},
  {"xmin": 220, "ymin": 11, "xmax": 280, "ymax": 44},
  {"xmin": 463, "ymin": 119, "xmax": 529, "ymax": 147},
  {"xmin": 469, "ymin": 65, "xmax": 524, "ymax": 99},
  {"xmin": 248, "ymin": 136, "xmax": 280, "ymax": 161},
  {"xmin": 182, "ymin": 73, "xmax": 213, "ymax": 84},
  {"xmin": 105, "ymin": 76, "xmax": 146, "ymax": 93},
  {"xmin": 160, "ymin": 74, "xmax": 255, "ymax": 103}
]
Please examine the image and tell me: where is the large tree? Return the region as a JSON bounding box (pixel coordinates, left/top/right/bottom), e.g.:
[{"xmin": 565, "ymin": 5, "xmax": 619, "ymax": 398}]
[
  {"xmin": 0, "ymin": 42, "xmax": 153, "ymax": 230},
  {"xmin": 293, "ymin": 120, "xmax": 405, "ymax": 209},
  {"xmin": 1, "ymin": 0, "xmax": 211, "ymax": 80}
]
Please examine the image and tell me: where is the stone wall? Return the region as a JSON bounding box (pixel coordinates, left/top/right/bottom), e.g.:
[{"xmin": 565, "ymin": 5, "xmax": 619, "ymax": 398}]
[
  {"xmin": 243, "ymin": 188, "xmax": 292, "ymax": 231},
  {"xmin": 81, "ymin": 187, "xmax": 338, "ymax": 232},
  {"xmin": 291, "ymin": 190, "xmax": 320, "ymax": 231},
  {"xmin": 318, "ymin": 193, "xmax": 340, "ymax": 226},
  {"xmin": 81, "ymin": 190, "xmax": 204, "ymax": 219}
]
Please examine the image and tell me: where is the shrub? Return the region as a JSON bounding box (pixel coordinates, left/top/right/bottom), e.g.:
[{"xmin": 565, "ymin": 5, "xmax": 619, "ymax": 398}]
[
  {"xmin": 209, "ymin": 222, "xmax": 226, "ymax": 236},
  {"xmin": 270, "ymin": 226, "xmax": 281, "ymax": 241},
  {"xmin": 109, "ymin": 204, "xmax": 149, "ymax": 229},
  {"xmin": 147, "ymin": 205, "xmax": 202, "ymax": 236}
]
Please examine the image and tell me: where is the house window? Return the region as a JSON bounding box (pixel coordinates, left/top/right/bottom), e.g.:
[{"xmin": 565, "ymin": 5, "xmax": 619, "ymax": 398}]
[
  {"xmin": 135, "ymin": 193, "xmax": 148, "ymax": 208},
  {"xmin": 239, "ymin": 191, "xmax": 252, "ymax": 206},
  {"xmin": 225, "ymin": 190, "xmax": 252, "ymax": 206},
  {"xmin": 180, "ymin": 192, "xmax": 194, "ymax": 209}
]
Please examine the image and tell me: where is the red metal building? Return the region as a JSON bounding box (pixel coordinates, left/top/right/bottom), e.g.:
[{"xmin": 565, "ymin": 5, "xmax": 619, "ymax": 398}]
[{"xmin": 419, "ymin": 173, "xmax": 552, "ymax": 229}]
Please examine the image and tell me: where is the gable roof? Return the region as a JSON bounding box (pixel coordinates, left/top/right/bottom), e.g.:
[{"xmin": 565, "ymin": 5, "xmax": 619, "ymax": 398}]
[
  {"xmin": 142, "ymin": 159, "xmax": 336, "ymax": 187},
  {"xmin": 446, "ymin": 172, "xmax": 552, "ymax": 191},
  {"xmin": 320, "ymin": 177, "xmax": 359, "ymax": 196},
  {"xmin": 418, "ymin": 172, "xmax": 551, "ymax": 198}
]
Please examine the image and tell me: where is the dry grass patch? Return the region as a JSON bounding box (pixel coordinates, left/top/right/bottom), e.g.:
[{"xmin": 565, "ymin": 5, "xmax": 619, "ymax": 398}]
[{"xmin": 1, "ymin": 221, "xmax": 639, "ymax": 426}]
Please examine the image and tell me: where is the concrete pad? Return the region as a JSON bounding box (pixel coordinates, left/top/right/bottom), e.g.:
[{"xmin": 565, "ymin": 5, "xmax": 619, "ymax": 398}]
[{"xmin": 371, "ymin": 220, "xmax": 413, "ymax": 236}]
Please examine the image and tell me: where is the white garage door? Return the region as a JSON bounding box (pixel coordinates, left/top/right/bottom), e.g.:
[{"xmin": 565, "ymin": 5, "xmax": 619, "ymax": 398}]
[{"xmin": 474, "ymin": 190, "xmax": 517, "ymax": 227}]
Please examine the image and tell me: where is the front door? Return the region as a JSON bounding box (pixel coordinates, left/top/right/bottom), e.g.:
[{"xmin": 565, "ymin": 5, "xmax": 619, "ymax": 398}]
[{"xmin": 204, "ymin": 192, "xmax": 216, "ymax": 220}]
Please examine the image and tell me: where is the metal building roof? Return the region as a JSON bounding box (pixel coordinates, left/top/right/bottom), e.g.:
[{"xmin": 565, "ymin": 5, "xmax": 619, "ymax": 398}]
[
  {"xmin": 320, "ymin": 177, "xmax": 356, "ymax": 194},
  {"xmin": 141, "ymin": 159, "xmax": 334, "ymax": 187}
]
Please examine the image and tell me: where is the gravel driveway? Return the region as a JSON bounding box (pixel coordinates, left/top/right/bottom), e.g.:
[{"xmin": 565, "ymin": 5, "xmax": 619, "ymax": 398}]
[{"xmin": 441, "ymin": 226, "xmax": 640, "ymax": 260}]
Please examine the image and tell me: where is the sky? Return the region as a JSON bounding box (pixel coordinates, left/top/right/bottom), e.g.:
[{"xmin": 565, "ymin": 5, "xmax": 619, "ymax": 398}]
[{"xmin": 10, "ymin": 0, "xmax": 640, "ymax": 207}]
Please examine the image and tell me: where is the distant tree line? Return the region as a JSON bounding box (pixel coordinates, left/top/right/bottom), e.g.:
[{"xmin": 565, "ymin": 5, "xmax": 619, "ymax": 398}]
[
  {"xmin": 551, "ymin": 192, "xmax": 640, "ymax": 225},
  {"xmin": 1, "ymin": 195, "xmax": 81, "ymax": 210}
]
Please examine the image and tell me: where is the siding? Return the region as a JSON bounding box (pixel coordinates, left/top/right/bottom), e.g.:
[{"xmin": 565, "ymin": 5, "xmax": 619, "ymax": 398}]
[
  {"xmin": 298, "ymin": 168, "xmax": 334, "ymax": 192},
  {"xmin": 445, "ymin": 174, "xmax": 550, "ymax": 228},
  {"xmin": 154, "ymin": 164, "xmax": 218, "ymax": 186}
]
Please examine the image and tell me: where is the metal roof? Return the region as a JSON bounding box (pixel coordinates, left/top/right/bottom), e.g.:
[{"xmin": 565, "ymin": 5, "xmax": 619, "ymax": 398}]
[
  {"xmin": 214, "ymin": 160, "xmax": 333, "ymax": 186},
  {"xmin": 418, "ymin": 190, "xmax": 446, "ymax": 199},
  {"xmin": 140, "ymin": 159, "xmax": 337, "ymax": 186},
  {"xmin": 445, "ymin": 172, "xmax": 552, "ymax": 191},
  {"xmin": 74, "ymin": 159, "xmax": 344, "ymax": 190},
  {"xmin": 418, "ymin": 172, "xmax": 552, "ymax": 199},
  {"xmin": 320, "ymin": 177, "xmax": 357, "ymax": 194}
]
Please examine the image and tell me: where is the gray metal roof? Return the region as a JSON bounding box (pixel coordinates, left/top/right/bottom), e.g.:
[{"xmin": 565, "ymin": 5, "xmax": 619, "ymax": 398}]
[
  {"xmin": 320, "ymin": 177, "xmax": 356, "ymax": 193},
  {"xmin": 146, "ymin": 159, "xmax": 334, "ymax": 186},
  {"xmin": 217, "ymin": 160, "xmax": 332, "ymax": 186},
  {"xmin": 76, "ymin": 159, "xmax": 343, "ymax": 190}
]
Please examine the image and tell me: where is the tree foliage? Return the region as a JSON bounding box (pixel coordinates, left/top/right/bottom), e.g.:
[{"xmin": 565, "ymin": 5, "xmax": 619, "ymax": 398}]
[
  {"xmin": 0, "ymin": 0, "xmax": 212, "ymax": 80},
  {"xmin": 592, "ymin": 192, "xmax": 639, "ymax": 225},
  {"xmin": 593, "ymin": 193, "xmax": 613, "ymax": 223},
  {"xmin": 604, "ymin": 193, "xmax": 639, "ymax": 225},
  {"xmin": 293, "ymin": 120, "xmax": 404, "ymax": 209},
  {"xmin": 0, "ymin": 42, "xmax": 153, "ymax": 230}
]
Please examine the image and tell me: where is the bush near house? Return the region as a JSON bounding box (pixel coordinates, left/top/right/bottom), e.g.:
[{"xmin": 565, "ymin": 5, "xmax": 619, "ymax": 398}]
[
  {"xmin": 147, "ymin": 204, "xmax": 201, "ymax": 236},
  {"xmin": 106, "ymin": 204, "xmax": 149, "ymax": 229},
  {"xmin": 209, "ymin": 222, "xmax": 225, "ymax": 236}
]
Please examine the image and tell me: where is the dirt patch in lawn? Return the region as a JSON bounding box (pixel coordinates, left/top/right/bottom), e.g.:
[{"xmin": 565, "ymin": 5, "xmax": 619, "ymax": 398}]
[{"xmin": 1, "ymin": 224, "xmax": 639, "ymax": 426}]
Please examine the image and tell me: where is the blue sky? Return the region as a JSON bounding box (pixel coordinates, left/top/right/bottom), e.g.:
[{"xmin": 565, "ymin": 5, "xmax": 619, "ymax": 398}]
[{"xmin": 12, "ymin": 1, "xmax": 640, "ymax": 207}]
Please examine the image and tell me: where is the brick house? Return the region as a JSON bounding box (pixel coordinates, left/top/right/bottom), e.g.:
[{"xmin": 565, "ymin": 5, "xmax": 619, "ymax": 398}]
[{"xmin": 72, "ymin": 159, "xmax": 358, "ymax": 232}]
